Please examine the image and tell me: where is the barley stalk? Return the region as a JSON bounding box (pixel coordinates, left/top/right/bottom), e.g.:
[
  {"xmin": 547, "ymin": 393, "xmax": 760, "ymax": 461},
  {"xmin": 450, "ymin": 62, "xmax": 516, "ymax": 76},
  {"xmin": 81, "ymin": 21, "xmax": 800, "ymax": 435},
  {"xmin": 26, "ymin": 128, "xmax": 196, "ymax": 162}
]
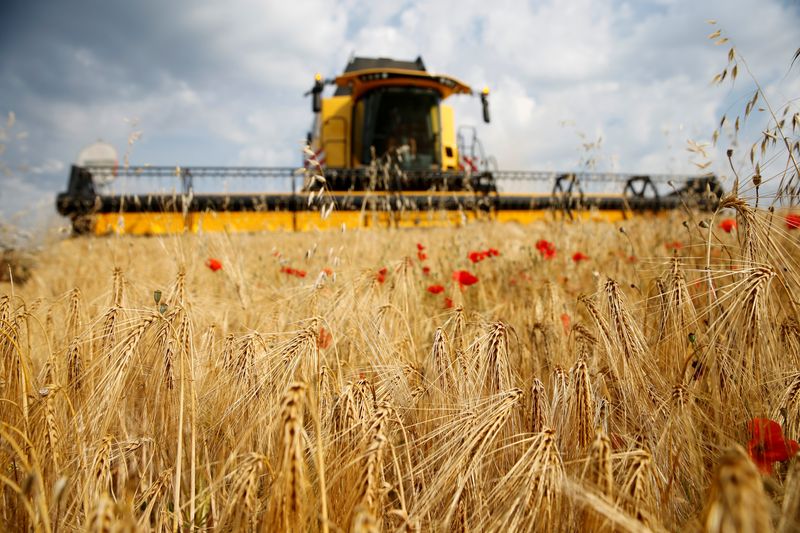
[{"xmin": 703, "ymin": 447, "xmax": 772, "ymax": 533}]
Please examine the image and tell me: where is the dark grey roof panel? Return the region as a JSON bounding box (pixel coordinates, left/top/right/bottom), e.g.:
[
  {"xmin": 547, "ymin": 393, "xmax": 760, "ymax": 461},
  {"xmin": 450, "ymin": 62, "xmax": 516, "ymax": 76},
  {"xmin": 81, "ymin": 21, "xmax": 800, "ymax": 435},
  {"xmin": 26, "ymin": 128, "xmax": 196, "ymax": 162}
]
[
  {"xmin": 334, "ymin": 56, "xmax": 426, "ymax": 96},
  {"xmin": 344, "ymin": 56, "xmax": 426, "ymax": 73}
]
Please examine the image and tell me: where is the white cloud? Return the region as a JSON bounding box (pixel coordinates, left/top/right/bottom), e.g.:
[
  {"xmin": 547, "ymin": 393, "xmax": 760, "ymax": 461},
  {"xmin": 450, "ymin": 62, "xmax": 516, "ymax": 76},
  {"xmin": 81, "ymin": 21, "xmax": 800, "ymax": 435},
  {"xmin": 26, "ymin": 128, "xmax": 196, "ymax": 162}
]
[
  {"xmin": 185, "ymin": 0, "xmax": 349, "ymax": 89},
  {"xmin": 29, "ymin": 158, "xmax": 65, "ymax": 175}
]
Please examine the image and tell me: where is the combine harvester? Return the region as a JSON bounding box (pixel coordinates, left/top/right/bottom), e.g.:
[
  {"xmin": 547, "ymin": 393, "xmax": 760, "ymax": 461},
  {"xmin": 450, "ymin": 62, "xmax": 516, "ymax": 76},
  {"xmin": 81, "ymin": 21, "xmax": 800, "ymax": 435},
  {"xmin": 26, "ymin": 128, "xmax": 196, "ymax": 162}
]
[{"xmin": 56, "ymin": 57, "xmax": 723, "ymax": 235}]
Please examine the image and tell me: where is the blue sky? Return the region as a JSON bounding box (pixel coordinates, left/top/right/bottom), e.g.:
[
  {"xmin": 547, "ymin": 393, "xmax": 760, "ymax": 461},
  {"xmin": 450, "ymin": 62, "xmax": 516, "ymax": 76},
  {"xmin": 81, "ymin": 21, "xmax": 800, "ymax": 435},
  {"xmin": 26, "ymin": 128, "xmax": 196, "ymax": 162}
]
[{"xmin": 1, "ymin": 0, "xmax": 798, "ymax": 226}]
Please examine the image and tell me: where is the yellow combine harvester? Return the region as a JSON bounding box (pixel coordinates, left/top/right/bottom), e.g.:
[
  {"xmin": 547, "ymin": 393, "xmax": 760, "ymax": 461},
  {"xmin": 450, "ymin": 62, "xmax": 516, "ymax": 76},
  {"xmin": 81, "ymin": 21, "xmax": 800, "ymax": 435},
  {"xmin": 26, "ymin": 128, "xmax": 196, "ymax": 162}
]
[
  {"xmin": 305, "ymin": 56, "xmax": 482, "ymax": 171},
  {"xmin": 56, "ymin": 56, "xmax": 722, "ymax": 235}
]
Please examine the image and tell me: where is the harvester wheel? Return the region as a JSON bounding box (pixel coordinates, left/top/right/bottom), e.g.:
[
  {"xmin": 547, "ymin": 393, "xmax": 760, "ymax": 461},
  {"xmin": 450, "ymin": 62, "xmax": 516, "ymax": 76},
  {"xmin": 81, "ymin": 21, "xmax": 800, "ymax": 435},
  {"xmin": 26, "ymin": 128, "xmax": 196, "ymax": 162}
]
[
  {"xmin": 623, "ymin": 176, "xmax": 659, "ymax": 210},
  {"xmin": 71, "ymin": 215, "xmax": 94, "ymax": 235},
  {"xmin": 552, "ymin": 174, "xmax": 584, "ymax": 219}
]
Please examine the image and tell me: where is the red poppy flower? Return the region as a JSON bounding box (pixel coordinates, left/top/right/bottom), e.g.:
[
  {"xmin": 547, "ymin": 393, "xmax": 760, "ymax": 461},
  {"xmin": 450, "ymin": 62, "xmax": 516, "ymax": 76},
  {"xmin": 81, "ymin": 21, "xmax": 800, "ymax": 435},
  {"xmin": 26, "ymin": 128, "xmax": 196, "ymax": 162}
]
[
  {"xmin": 417, "ymin": 243, "xmax": 425, "ymax": 251},
  {"xmin": 787, "ymin": 214, "xmax": 800, "ymax": 230},
  {"xmin": 280, "ymin": 266, "xmax": 306, "ymax": 278},
  {"xmin": 486, "ymin": 248, "xmax": 500, "ymax": 257},
  {"xmin": 719, "ymin": 218, "xmax": 737, "ymax": 233},
  {"xmin": 452, "ymin": 270, "xmax": 479, "ymax": 287},
  {"xmin": 627, "ymin": 255, "xmax": 637, "ymax": 264},
  {"xmin": 444, "ymin": 297, "xmax": 454, "ymax": 309},
  {"xmin": 418, "ymin": 251, "xmax": 428, "ymax": 261},
  {"xmin": 572, "ymin": 252, "xmax": 590, "ymax": 263},
  {"xmin": 535, "ymin": 239, "xmax": 557, "ymax": 259},
  {"xmin": 422, "ymin": 266, "xmax": 431, "ymax": 276},
  {"xmin": 560, "ymin": 313, "xmax": 570, "ymax": 333},
  {"xmin": 317, "ymin": 327, "xmax": 333, "ymax": 350},
  {"xmin": 747, "ymin": 418, "xmax": 800, "ymax": 474},
  {"xmin": 206, "ymin": 258, "xmax": 223, "ymax": 272},
  {"xmin": 376, "ymin": 267, "xmax": 388, "ymax": 284},
  {"xmin": 427, "ymin": 284, "xmax": 445, "ymax": 294},
  {"xmin": 665, "ymin": 241, "xmax": 683, "ymax": 250},
  {"xmin": 468, "ymin": 251, "xmax": 487, "ymax": 263},
  {"xmin": 322, "ymin": 267, "xmax": 334, "ymax": 276}
]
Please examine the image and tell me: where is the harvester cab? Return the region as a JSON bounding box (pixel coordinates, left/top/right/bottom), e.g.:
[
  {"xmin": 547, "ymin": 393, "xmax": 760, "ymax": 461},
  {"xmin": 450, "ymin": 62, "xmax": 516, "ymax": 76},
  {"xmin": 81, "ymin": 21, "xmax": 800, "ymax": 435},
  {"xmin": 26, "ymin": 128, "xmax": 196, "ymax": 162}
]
[{"xmin": 304, "ymin": 56, "xmax": 488, "ymax": 176}]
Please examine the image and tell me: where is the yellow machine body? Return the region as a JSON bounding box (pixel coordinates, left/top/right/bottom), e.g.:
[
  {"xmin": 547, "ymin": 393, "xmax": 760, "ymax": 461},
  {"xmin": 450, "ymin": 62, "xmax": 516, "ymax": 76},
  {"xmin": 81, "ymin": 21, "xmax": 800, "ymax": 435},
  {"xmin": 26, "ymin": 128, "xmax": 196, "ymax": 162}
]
[
  {"xmin": 318, "ymin": 96, "xmax": 352, "ymax": 167},
  {"xmin": 89, "ymin": 192, "xmax": 653, "ymax": 236},
  {"xmin": 91, "ymin": 209, "xmax": 638, "ymax": 235},
  {"xmin": 310, "ymin": 61, "xmax": 470, "ymax": 172}
]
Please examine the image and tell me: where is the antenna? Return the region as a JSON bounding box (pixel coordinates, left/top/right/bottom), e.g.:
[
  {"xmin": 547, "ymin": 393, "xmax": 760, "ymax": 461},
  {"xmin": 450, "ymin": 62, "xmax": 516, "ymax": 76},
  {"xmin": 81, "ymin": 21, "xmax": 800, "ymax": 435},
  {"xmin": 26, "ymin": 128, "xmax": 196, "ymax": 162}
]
[
  {"xmin": 77, "ymin": 140, "xmax": 117, "ymax": 166},
  {"xmin": 77, "ymin": 140, "xmax": 118, "ymax": 185}
]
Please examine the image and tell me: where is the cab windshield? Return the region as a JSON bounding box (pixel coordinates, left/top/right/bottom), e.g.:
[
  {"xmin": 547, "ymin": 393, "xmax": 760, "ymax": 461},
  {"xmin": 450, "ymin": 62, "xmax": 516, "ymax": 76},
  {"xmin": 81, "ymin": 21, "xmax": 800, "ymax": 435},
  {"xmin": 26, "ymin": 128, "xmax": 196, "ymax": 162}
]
[{"xmin": 354, "ymin": 87, "xmax": 441, "ymax": 169}]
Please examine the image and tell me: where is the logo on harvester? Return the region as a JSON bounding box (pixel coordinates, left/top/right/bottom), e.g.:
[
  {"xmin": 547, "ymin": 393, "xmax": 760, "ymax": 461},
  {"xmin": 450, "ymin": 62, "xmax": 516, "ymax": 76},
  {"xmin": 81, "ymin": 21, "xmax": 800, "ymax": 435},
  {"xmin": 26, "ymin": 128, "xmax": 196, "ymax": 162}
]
[
  {"xmin": 459, "ymin": 154, "xmax": 479, "ymax": 172},
  {"xmin": 305, "ymin": 148, "xmax": 326, "ymax": 169}
]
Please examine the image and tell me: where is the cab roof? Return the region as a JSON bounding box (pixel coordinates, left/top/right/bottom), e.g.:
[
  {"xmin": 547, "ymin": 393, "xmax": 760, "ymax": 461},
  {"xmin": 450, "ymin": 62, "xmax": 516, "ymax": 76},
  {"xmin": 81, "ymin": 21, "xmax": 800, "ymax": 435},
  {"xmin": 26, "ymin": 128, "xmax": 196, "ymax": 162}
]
[{"xmin": 333, "ymin": 56, "xmax": 473, "ymax": 100}]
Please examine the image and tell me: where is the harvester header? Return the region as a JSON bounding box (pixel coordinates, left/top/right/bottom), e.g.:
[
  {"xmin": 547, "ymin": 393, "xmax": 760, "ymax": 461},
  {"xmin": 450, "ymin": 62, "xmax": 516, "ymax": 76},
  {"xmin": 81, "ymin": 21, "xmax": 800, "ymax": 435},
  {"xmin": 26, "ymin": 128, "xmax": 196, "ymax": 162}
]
[{"xmin": 56, "ymin": 56, "xmax": 722, "ymax": 235}]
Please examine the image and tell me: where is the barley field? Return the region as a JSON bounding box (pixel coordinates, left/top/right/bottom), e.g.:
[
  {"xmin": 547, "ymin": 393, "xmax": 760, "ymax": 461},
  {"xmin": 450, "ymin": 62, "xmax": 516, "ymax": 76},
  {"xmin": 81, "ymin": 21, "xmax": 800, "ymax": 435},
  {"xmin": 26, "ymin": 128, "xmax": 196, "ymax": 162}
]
[{"xmin": 1, "ymin": 198, "xmax": 799, "ymax": 532}]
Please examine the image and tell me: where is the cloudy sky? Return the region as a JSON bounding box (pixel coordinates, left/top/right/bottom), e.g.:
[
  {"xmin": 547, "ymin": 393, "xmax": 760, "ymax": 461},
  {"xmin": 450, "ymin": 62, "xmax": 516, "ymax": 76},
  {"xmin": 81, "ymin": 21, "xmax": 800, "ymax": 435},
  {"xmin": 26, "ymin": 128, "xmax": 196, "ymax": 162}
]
[{"xmin": 1, "ymin": 0, "xmax": 798, "ymax": 225}]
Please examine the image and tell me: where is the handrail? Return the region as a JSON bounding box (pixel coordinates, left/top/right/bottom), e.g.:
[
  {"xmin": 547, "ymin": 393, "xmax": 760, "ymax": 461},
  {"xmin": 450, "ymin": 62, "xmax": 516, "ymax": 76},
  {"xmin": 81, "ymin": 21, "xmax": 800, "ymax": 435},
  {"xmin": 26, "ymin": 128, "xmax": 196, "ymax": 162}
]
[{"xmin": 56, "ymin": 165, "xmax": 722, "ymax": 221}]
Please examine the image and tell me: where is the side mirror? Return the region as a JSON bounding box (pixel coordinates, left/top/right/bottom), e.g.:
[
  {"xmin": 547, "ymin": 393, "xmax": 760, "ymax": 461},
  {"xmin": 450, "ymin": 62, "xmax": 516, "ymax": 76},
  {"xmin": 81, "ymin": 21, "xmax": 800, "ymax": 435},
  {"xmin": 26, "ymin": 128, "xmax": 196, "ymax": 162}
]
[
  {"xmin": 312, "ymin": 75, "xmax": 324, "ymax": 113},
  {"xmin": 480, "ymin": 88, "xmax": 490, "ymax": 124},
  {"xmin": 313, "ymin": 88, "xmax": 322, "ymax": 113}
]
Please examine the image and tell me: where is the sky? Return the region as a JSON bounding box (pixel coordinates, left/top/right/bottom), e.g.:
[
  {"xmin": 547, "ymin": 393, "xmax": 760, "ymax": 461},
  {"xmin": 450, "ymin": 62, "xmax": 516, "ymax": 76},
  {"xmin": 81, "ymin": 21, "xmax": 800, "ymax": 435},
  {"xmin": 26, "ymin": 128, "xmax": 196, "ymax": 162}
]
[{"xmin": 1, "ymin": 0, "xmax": 799, "ymax": 227}]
